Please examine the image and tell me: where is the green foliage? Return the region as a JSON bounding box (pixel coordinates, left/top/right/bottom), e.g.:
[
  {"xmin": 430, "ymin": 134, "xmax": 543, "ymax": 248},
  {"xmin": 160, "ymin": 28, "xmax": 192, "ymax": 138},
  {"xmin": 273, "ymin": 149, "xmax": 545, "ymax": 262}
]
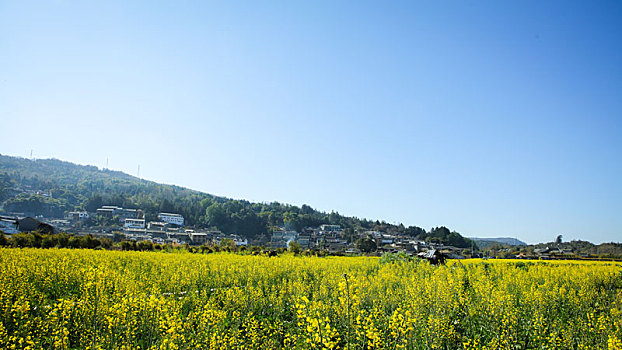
[
  {"xmin": 288, "ymin": 241, "xmax": 302, "ymax": 255},
  {"xmin": 2, "ymin": 231, "xmax": 121, "ymax": 250},
  {"xmin": 355, "ymin": 237, "xmax": 377, "ymax": 253},
  {"xmin": 3, "ymin": 194, "xmax": 70, "ymax": 217},
  {"xmin": 379, "ymin": 251, "xmax": 412, "ymax": 264},
  {"xmin": 418, "ymin": 226, "xmax": 477, "ymax": 249},
  {"xmin": 136, "ymin": 240, "xmax": 154, "ymax": 251},
  {"xmin": 218, "ymin": 238, "xmax": 237, "ymax": 252},
  {"xmin": 0, "ymin": 155, "xmax": 211, "ymax": 226}
]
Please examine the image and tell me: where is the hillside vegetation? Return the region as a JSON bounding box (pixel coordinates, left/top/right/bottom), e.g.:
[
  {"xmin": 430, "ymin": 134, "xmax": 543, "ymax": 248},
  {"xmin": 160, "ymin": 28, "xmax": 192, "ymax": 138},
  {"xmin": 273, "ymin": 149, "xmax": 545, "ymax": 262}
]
[{"xmin": 0, "ymin": 155, "xmax": 479, "ymax": 245}]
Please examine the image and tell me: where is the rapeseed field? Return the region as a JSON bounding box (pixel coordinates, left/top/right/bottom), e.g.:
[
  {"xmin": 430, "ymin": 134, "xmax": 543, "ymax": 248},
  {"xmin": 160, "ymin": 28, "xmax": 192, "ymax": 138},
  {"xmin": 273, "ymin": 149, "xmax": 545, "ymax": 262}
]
[{"xmin": 0, "ymin": 248, "xmax": 620, "ymax": 349}]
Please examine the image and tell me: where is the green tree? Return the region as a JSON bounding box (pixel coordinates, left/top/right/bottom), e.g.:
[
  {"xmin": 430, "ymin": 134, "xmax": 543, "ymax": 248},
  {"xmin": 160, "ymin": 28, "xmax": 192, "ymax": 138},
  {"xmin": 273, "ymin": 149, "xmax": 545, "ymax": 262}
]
[
  {"xmin": 288, "ymin": 241, "xmax": 302, "ymax": 255},
  {"xmin": 137, "ymin": 240, "xmax": 154, "ymax": 251},
  {"xmin": 355, "ymin": 238, "xmax": 377, "ymax": 253},
  {"xmin": 85, "ymin": 195, "xmax": 103, "ymax": 212},
  {"xmin": 0, "ymin": 232, "xmax": 8, "ymax": 246},
  {"xmin": 219, "ymin": 238, "xmax": 237, "ymax": 252},
  {"xmin": 284, "ymin": 212, "xmax": 302, "ymax": 231},
  {"xmin": 206, "ymin": 203, "xmax": 226, "ymax": 228}
]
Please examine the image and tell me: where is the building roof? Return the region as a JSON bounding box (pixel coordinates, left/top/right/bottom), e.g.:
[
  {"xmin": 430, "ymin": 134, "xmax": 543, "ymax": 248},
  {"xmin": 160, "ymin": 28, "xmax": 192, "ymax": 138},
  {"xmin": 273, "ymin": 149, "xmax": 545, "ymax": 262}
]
[
  {"xmin": 18, "ymin": 217, "xmax": 55, "ymax": 234},
  {"xmin": 190, "ymin": 232, "xmax": 208, "ymax": 236}
]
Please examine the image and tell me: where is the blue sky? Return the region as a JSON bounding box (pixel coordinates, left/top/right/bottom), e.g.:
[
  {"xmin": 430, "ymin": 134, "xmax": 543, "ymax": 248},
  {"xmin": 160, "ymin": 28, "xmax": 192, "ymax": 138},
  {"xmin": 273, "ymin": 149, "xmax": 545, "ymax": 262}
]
[{"xmin": 1, "ymin": 1, "xmax": 620, "ymax": 244}]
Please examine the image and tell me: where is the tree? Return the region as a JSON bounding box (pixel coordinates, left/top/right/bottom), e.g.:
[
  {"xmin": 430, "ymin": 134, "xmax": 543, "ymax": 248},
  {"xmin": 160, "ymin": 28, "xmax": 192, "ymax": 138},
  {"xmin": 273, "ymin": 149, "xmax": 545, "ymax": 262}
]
[
  {"xmin": 284, "ymin": 212, "xmax": 302, "ymax": 231},
  {"xmin": 0, "ymin": 232, "xmax": 8, "ymax": 247},
  {"xmin": 205, "ymin": 203, "xmax": 226, "ymax": 228},
  {"xmin": 301, "ymin": 204, "xmax": 314, "ymax": 215},
  {"xmin": 137, "ymin": 240, "xmax": 154, "ymax": 251},
  {"xmin": 355, "ymin": 238, "xmax": 377, "ymax": 253},
  {"xmin": 288, "ymin": 241, "xmax": 302, "ymax": 255},
  {"xmin": 556, "ymin": 235, "xmax": 563, "ymax": 244},
  {"xmin": 219, "ymin": 238, "xmax": 237, "ymax": 252},
  {"xmin": 85, "ymin": 195, "xmax": 103, "ymax": 212}
]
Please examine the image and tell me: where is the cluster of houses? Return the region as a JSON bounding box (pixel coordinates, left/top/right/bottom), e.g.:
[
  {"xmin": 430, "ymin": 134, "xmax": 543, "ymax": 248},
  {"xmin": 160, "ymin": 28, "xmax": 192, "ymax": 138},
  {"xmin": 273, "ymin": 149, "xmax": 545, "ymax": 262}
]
[
  {"xmin": 62, "ymin": 206, "xmax": 247, "ymax": 247},
  {"xmin": 270, "ymin": 224, "xmax": 466, "ymax": 256},
  {"xmin": 515, "ymin": 246, "xmax": 579, "ymax": 259},
  {"xmin": 2, "ymin": 204, "xmax": 466, "ymax": 256},
  {"xmin": 123, "ymin": 226, "xmax": 248, "ymax": 247}
]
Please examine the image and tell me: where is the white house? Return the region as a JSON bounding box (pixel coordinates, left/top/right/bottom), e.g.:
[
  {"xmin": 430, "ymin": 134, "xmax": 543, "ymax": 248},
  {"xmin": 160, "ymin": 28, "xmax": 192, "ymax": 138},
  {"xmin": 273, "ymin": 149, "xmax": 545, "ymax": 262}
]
[
  {"xmin": 234, "ymin": 237, "xmax": 248, "ymax": 246},
  {"xmin": 320, "ymin": 224, "xmax": 342, "ymax": 232},
  {"xmin": 124, "ymin": 218, "xmax": 146, "ymax": 229},
  {"xmin": 65, "ymin": 211, "xmax": 89, "ymax": 221},
  {"xmin": 189, "ymin": 232, "xmax": 208, "ymax": 245},
  {"xmin": 271, "ymin": 230, "xmax": 298, "ymax": 248},
  {"xmin": 158, "ymin": 213, "xmax": 184, "ymax": 226}
]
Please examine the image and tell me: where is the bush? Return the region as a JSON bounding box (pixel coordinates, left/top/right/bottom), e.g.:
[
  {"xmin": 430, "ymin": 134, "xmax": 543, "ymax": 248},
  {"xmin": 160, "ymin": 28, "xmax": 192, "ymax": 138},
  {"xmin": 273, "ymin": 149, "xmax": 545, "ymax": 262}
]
[
  {"xmin": 288, "ymin": 241, "xmax": 302, "ymax": 255},
  {"xmin": 11, "ymin": 233, "xmax": 37, "ymax": 248},
  {"xmin": 379, "ymin": 252, "xmax": 412, "ymax": 265},
  {"xmin": 41, "ymin": 235, "xmax": 57, "ymax": 248},
  {"xmin": 120, "ymin": 240, "xmax": 136, "ymax": 251},
  {"xmin": 0, "ymin": 233, "xmax": 8, "ymax": 247},
  {"xmin": 355, "ymin": 238, "xmax": 377, "ymax": 253},
  {"xmin": 80, "ymin": 235, "xmax": 100, "ymax": 249},
  {"xmin": 137, "ymin": 240, "xmax": 154, "ymax": 251},
  {"xmin": 56, "ymin": 233, "xmax": 70, "ymax": 248},
  {"xmin": 101, "ymin": 237, "xmax": 113, "ymax": 250}
]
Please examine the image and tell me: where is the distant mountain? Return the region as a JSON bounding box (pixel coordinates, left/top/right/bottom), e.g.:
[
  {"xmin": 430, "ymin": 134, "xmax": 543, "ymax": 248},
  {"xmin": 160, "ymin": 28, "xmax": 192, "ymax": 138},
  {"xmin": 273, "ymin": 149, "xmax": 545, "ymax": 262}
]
[{"xmin": 469, "ymin": 237, "xmax": 527, "ymax": 248}]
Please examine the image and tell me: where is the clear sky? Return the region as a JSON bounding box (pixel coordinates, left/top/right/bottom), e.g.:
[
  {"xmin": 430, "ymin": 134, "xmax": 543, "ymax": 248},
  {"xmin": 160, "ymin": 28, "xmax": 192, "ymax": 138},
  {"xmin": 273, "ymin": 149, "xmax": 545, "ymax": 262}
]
[{"xmin": 1, "ymin": 1, "xmax": 621, "ymax": 244}]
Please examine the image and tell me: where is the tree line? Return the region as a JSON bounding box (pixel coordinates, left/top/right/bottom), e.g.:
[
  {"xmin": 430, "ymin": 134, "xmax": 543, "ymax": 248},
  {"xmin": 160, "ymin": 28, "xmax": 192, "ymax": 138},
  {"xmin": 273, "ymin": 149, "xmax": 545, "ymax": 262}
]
[{"xmin": 0, "ymin": 231, "xmax": 332, "ymax": 257}]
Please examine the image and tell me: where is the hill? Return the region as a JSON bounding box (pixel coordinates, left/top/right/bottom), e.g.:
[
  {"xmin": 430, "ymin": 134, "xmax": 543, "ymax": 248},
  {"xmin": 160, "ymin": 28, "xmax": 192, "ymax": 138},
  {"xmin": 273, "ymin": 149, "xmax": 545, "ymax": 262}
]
[{"xmin": 1, "ymin": 154, "xmax": 477, "ymax": 245}]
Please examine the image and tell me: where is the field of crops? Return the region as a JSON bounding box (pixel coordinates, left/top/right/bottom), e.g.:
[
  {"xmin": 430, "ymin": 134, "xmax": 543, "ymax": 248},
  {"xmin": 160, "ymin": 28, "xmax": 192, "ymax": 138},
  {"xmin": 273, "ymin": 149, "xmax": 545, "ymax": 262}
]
[{"xmin": 0, "ymin": 248, "xmax": 621, "ymax": 350}]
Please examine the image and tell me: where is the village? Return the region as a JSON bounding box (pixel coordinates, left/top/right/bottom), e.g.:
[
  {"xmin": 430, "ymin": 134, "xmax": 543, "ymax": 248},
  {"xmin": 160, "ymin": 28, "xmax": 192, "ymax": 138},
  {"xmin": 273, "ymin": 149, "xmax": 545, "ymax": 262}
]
[
  {"xmin": 0, "ymin": 205, "xmax": 479, "ymax": 258},
  {"xmin": 3, "ymin": 203, "xmax": 609, "ymax": 260}
]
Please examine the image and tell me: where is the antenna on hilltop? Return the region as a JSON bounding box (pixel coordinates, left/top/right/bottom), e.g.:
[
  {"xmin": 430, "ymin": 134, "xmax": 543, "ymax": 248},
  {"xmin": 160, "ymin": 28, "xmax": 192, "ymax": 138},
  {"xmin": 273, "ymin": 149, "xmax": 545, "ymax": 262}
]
[
  {"xmin": 30, "ymin": 149, "xmax": 33, "ymax": 159},
  {"xmin": 106, "ymin": 157, "xmax": 109, "ymax": 170},
  {"xmin": 137, "ymin": 164, "xmax": 140, "ymax": 179}
]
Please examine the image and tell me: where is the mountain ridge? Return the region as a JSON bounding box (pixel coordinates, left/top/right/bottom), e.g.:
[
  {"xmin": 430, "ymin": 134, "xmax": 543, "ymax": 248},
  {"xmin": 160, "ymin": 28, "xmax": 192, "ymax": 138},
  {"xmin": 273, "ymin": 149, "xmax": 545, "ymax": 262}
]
[{"xmin": 3, "ymin": 154, "xmax": 472, "ymax": 245}]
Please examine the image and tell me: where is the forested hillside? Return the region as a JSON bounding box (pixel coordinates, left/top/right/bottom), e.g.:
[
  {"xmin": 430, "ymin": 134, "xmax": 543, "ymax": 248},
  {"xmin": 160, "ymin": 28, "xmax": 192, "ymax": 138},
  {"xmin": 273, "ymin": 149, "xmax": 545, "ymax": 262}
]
[{"xmin": 1, "ymin": 155, "xmax": 451, "ymax": 243}]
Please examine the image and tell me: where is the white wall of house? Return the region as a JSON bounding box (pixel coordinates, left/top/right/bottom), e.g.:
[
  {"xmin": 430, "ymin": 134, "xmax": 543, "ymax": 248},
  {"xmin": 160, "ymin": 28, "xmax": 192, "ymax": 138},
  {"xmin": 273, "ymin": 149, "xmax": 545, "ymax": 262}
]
[
  {"xmin": 158, "ymin": 213, "xmax": 184, "ymax": 226},
  {"xmin": 124, "ymin": 218, "xmax": 145, "ymax": 229}
]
